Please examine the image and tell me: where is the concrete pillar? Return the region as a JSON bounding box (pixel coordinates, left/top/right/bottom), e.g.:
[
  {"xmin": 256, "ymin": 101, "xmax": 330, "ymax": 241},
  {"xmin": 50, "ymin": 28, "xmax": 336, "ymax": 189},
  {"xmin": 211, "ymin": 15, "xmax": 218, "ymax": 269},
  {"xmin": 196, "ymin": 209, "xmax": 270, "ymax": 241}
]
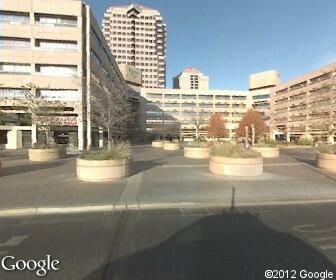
[
  {"xmin": 286, "ymin": 133, "xmax": 290, "ymax": 142},
  {"xmin": 6, "ymin": 130, "xmax": 22, "ymax": 149},
  {"xmin": 78, "ymin": 120, "xmax": 84, "ymax": 151},
  {"xmin": 328, "ymin": 135, "xmax": 335, "ymax": 144},
  {"xmin": 99, "ymin": 128, "xmax": 104, "ymax": 148},
  {"xmin": 31, "ymin": 124, "xmax": 37, "ymax": 145}
]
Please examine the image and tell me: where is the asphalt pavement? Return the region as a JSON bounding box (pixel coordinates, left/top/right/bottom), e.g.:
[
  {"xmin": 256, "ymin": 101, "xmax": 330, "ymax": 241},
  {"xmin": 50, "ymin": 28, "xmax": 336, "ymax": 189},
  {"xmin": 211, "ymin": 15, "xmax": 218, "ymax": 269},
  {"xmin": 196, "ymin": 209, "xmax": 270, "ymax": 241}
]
[{"xmin": 0, "ymin": 203, "xmax": 335, "ymax": 279}]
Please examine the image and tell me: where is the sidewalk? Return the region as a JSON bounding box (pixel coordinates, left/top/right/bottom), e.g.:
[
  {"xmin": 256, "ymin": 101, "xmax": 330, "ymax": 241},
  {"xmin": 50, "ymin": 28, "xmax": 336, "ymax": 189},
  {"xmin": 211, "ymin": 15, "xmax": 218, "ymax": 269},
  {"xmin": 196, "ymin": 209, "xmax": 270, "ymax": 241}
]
[{"xmin": 0, "ymin": 145, "xmax": 336, "ymax": 216}]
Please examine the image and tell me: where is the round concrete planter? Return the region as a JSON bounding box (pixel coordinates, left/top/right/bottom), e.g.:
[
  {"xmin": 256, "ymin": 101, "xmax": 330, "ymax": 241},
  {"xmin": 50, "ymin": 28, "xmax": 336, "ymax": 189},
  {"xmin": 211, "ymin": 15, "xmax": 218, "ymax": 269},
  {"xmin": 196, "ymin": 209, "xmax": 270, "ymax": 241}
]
[
  {"xmin": 163, "ymin": 142, "xmax": 180, "ymax": 151},
  {"xmin": 252, "ymin": 147, "xmax": 280, "ymax": 158},
  {"xmin": 77, "ymin": 158, "xmax": 131, "ymax": 182},
  {"xmin": 28, "ymin": 147, "xmax": 64, "ymax": 162},
  {"xmin": 209, "ymin": 156, "xmax": 263, "ymax": 176},
  {"xmin": 316, "ymin": 153, "xmax": 336, "ymax": 172},
  {"xmin": 184, "ymin": 147, "xmax": 210, "ymax": 159},
  {"xmin": 152, "ymin": 141, "xmax": 164, "ymax": 148}
]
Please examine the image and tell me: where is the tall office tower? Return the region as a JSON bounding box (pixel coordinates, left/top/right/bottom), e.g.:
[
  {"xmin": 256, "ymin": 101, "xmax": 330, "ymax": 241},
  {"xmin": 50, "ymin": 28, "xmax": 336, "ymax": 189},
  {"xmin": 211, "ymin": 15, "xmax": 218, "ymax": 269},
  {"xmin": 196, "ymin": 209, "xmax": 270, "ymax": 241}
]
[
  {"xmin": 102, "ymin": 4, "xmax": 166, "ymax": 88},
  {"xmin": 173, "ymin": 67, "xmax": 209, "ymax": 90}
]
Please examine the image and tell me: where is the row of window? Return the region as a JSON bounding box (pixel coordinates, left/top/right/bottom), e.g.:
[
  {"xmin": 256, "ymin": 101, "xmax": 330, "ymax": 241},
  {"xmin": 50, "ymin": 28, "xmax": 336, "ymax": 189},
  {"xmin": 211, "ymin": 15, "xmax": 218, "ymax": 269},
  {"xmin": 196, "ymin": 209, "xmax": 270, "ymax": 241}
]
[
  {"xmin": 111, "ymin": 32, "xmax": 155, "ymax": 37},
  {"xmin": 111, "ymin": 14, "xmax": 155, "ymax": 20},
  {"xmin": 111, "ymin": 43, "xmax": 157, "ymax": 49},
  {"xmin": 0, "ymin": 63, "xmax": 78, "ymax": 76},
  {"xmin": 0, "ymin": 88, "xmax": 79, "ymax": 101},
  {"xmin": 147, "ymin": 93, "xmax": 246, "ymax": 100},
  {"xmin": 111, "ymin": 20, "xmax": 155, "ymax": 26},
  {"xmin": 0, "ymin": 11, "xmax": 77, "ymax": 27},
  {"xmin": 0, "ymin": 37, "xmax": 78, "ymax": 51}
]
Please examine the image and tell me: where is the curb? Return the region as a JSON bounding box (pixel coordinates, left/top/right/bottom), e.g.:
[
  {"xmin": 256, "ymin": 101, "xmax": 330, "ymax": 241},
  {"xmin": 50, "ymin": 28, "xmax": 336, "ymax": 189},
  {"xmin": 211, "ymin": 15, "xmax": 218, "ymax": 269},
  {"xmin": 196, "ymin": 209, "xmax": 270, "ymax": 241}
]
[{"xmin": 1, "ymin": 198, "xmax": 336, "ymax": 217}]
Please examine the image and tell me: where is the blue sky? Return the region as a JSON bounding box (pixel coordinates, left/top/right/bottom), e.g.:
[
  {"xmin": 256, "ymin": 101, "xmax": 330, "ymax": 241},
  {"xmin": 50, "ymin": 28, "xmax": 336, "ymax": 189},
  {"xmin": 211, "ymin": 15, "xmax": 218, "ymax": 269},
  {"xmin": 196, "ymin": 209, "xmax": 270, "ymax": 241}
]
[{"xmin": 85, "ymin": 0, "xmax": 336, "ymax": 90}]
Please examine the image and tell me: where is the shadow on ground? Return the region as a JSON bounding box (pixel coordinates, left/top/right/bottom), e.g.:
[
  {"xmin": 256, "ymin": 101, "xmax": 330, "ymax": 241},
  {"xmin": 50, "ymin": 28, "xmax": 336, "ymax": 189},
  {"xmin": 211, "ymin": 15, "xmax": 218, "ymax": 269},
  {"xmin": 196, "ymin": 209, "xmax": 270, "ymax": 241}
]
[
  {"xmin": 1, "ymin": 161, "xmax": 65, "ymax": 177},
  {"xmin": 83, "ymin": 210, "xmax": 335, "ymax": 280}
]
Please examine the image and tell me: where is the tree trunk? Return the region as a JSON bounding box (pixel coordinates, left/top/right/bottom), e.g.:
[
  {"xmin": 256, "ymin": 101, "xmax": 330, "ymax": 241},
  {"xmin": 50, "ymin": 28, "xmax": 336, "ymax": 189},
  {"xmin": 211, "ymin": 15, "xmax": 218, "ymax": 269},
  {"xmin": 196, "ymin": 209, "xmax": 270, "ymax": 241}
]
[{"xmin": 108, "ymin": 127, "xmax": 113, "ymax": 150}]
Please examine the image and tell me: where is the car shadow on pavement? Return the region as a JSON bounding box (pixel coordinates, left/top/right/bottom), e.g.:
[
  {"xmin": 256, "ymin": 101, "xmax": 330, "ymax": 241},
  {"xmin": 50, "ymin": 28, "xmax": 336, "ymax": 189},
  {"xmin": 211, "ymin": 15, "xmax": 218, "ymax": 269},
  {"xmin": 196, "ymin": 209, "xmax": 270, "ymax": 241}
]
[
  {"xmin": 1, "ymin": 161, "xmax": 64, "ymax": 177},
  {"xmin": 83, "ymin": 210, "xmax": 335, "ymax": 280}
]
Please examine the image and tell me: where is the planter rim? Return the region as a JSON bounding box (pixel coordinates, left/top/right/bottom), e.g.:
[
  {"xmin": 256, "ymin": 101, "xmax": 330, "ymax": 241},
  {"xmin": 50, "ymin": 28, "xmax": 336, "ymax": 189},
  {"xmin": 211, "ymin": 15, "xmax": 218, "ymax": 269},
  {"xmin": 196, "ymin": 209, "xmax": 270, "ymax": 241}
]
[
  {"xmin": 77, "ymin": 157, "xmax": 130, "ymax": 166},
  {"xmin": 29, "ymin": 147, "xmax": 60, "ymax": 151},
  {"xmin": 184, "ymin": 146, "xmax": 210, "ymax": 150},
  {"xmin": 317, "ymin": 152, "xmax": 336, "ymax": 159},
  {"xmin": 210, "ymin": 155, "xmax": 263, "ymax": 164},
  {"xmin": 252, "ymin": 147, "xmax": 279, "ymax": 150}
]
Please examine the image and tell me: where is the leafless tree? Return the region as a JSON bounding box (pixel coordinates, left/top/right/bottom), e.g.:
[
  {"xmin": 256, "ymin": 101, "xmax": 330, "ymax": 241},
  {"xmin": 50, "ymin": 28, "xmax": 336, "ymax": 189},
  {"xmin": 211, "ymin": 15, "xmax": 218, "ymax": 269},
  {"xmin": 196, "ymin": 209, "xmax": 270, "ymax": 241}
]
[
  {"xmin": 22, "ymin": 83, "xmax": 65, "ymax": 146},
  {"xmin": 90, "ymin": 73, "xmax": 131, "ymax": 149},
  {"xmin": 192, "ymin": 112, "xmax": 206, "ymax": 140}
]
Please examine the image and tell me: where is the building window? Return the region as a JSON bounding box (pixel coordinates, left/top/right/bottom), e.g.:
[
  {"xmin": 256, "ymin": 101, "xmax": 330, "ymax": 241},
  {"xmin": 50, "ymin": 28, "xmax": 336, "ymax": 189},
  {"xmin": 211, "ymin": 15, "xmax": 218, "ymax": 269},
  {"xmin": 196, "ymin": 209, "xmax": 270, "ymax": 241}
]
[
  {"xmin": 35, "ymin": 64, "xmax": 77, "ymax": 76},
  {"xmin": 35, "ymin": 39, "xmax": 77, "ymax": 51},
  {"xmin": 0, "ymin": 37, "xmax": 30, "ymax": 49},
  {"xmin": 0, "ymin": 11, "xmax": 29, "ymax": 24},
  {"xmin": 35, "ymin": 14, "xmax": 77, "ymax": 27},
  {"xmin": 0, "ymin": 63, "xmax": 30, "ymax": 74},
  {"xmin": 0, "ymin": 88, "xmax": 26, "ymax": 98},
  {"xmin": 38, "ymin": 89, "xmax": 79, "ymax": 101}
]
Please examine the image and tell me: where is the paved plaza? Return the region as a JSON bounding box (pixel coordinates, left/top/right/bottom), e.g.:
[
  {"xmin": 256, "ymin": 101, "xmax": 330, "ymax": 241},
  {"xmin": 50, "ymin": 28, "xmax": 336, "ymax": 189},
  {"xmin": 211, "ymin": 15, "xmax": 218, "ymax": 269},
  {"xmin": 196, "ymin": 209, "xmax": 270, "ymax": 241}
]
[{"xmin": 0, "ymin": 146, "xmax": 336, "ymax": 212}]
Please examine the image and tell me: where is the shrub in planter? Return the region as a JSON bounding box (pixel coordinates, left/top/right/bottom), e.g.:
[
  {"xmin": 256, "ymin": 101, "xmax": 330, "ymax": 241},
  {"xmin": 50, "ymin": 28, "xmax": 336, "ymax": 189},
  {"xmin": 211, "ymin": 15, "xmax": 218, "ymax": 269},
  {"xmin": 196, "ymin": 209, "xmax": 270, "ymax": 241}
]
[
  {"xmin": 297, "ymin": 137, "xmax": 313, "ymax": 146},
  {"xmin": 28, "ymin": 143, "xmax": 64, "ymax": 162},
  {"xmin": 209, "ymin": 143, "xmax": 263, "ymax": 176},
  {"xmin": 184, "ymin": 141, "xmax": 210, "ymax": 159},
  {"xmin": 252, "ymin": 139, "xmax": 280, "ymax": 158},
  {"xmin": 316, "ymin": 144, "xmax": 336, "ymax": 172},
  {"xmin": 77, "ymin": 142, "xmax": 132, "ymax": 182}
]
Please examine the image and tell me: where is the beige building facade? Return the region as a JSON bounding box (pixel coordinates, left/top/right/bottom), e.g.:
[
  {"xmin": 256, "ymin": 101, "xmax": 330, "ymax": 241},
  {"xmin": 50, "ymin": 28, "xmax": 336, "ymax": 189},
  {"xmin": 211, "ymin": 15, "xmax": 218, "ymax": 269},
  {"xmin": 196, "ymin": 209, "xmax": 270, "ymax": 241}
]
[
  {"xmin": 249, "ymin": 70, "xmax": 280, "ymax": 125},
  {"xmin": 102, "ymin": 4, "xmax": 166, "ymax": 89},
  {"xmin": 270, "ymin": 63, "xmax": 336, "ymax": 143},
  {"xmin": 0, "ymin": 0, "xmax": 128, "ymax": 150},
  {"xmin": 173, "ymin": 67, "xmax": 209, "ymax": 90},
  {"xmin": 141, "ymin": 87, "xmax": 252, "ymax": 140}
]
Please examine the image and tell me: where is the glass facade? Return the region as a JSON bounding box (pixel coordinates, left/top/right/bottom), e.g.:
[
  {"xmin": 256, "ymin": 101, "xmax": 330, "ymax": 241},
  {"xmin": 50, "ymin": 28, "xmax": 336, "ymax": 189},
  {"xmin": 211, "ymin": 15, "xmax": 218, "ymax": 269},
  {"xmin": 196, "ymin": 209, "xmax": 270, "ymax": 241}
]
[
  {"xmin": 35, "ymin": 64, "xmax": 77, "ymax": 76},
  {"xmin": 0, "ymin": 37, "xmax": 30, "ymax": 48},
  {"xmin": 0, "ymin": 11, "xmax": 29, "ymax": 24},
  {"xmin": 0, "ymin": 63, "xmax": 31, "ymax": 74}
]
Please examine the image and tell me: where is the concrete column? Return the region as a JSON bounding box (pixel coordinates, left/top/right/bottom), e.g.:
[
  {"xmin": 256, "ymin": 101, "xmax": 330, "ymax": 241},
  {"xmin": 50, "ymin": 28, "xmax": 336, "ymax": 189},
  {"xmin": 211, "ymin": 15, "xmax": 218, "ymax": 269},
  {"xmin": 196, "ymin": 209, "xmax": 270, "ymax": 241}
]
[
  {"xmin": 6, "ymin": 130, "xmax": 22, "ymax": 149},
  {"xmin": 31, "ymin": 124, "xmax": 37, "ymax": 145},
  {"xmin": 286, "ymin": 133, "xmax": 290, "ymax": 142},
  {"xmin": 78, "ymin": 119, "xmax": 84, "ymax": 151},
  {"xmin": 328, "ymin": 135, "xmax": 335, "ymax": 144},
  {"xmin": 99, "ymin": 127, "xmax": 104, "ymax": 148}
]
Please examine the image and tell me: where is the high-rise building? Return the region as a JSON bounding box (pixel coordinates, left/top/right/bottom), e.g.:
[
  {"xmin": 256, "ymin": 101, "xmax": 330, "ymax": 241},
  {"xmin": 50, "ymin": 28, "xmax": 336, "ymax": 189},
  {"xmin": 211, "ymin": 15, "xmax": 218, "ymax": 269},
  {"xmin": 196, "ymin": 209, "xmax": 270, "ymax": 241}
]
[
  {"xmin": 270, "ymin": 63, "xmax": 336, "ymax": 143},
  {"xmin": 102, "ymin": 4, "xmax": 166, "ymax": 88},
  {"xmin": 0, "ymin": 0, "xmax": 133, "ymax": 150},
  {"xmin": 173, "ymin": 67, "xmax": 209, "ymax": 90}
]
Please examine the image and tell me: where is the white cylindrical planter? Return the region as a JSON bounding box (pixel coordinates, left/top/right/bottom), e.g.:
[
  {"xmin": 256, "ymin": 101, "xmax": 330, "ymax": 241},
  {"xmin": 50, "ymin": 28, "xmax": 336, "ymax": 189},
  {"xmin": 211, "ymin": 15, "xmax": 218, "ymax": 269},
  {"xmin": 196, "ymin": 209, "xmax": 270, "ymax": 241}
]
[
  {"xmin": 317, "ymin": 153, "xmax": 336, "ymax": 172},
  {"xmin": 209, "ymin": 156, "xmax": 263, "ymax": 176},
  {"xmin": 28, "ymin": 147, "xmax": 64, "ymax": 162},
  {"xmin": 77, "ymin": 158, "xmax": 131, "ymax": 182},
  {"xmin": 184, "ymin": 147, "xmax": 210, "ymax": 159},
  {"xmin": 163, "ymin": 142, "xmax": 180, "ymax": 151},
  {"xmin": 252, "ymin": 147, "xmax": 280, "ymax": 158},
  {"xmin": 152, "ymin": 141, "xmax": 164, "ymax": 148}
]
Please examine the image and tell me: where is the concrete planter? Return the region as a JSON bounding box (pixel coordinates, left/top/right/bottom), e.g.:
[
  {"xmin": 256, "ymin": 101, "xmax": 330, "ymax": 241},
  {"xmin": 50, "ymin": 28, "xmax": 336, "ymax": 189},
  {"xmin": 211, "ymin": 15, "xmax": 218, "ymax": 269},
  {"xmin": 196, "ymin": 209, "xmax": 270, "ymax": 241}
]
[
  {"xmin": 184, "ymin": 147, "xmax": 210, "ymax": 159},
  {"xmin": 317, "ymin": 153, "xmax": 336, "ymax": 172},
  {"xmin": 163, "ymin": 142, "xmax": 180, "ymax": 151},
  {"xmin": 28, "ymin": 147, "xmax": 64, "ymax": 162},
  {"xmin": 0, "ymin": 157, "xmax": 2, "ymax": 176},
  {"xmin": 152, "ymin": 141, "xmax": 164, "ymax": 148},
  {"xmin": 209, "ymin": 156, "xmax": 263, "ymax": 176},
  {"xmin": 77, "ymin": 158, "xmax": 131, "ymax": 182},
  {"xmin": 252, "ymin": 147, "xmax": 279, "ymax": 158}
]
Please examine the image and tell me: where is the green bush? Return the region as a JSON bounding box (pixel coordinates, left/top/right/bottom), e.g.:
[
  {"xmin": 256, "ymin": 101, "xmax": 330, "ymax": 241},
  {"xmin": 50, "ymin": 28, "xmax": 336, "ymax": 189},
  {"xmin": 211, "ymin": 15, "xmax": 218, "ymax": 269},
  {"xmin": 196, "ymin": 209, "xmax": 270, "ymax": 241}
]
[
  {"xmin": 210, "ymin": 143, "xmax": 260, "ymax": 158},
  {"xmin": 297, "ymin": 138, "xmax": 313, "ymax": 146},
  {"xmin": 80, "ymin": 142, "xmax": 131, "ymax": 160},
  {"xmin": 255, "ymin": 139, "xmax": 277, "ymax": 148},
  {"xmin": 316, "ymin": 144, "xmax": 336, "ymax": 155}
]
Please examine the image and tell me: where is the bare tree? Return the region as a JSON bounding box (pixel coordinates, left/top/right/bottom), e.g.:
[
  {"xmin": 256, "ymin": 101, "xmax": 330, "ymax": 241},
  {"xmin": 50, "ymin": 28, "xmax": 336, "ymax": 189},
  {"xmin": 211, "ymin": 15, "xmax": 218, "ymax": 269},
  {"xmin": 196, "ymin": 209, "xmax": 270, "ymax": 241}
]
[
  {"xmin": 22, "ymin": 83, "xmax": 65, "ymax": 146},
  {"xmin": 192, "ymin": 112, "xmax": 206, "ymax": 140},
  {"xmin": 90, "ymin": 73, "xmax": 131, "ymax": 149}
]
